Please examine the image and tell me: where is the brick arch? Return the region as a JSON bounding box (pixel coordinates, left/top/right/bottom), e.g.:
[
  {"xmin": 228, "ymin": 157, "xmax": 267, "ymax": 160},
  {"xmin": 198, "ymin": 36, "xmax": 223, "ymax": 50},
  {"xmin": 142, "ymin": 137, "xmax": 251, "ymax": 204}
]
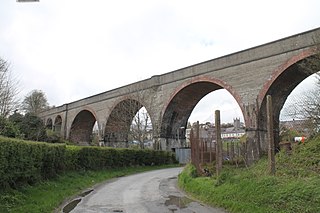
[
  {"xmin": 69, "ymin": 109, "xmax": 97, "ymax": 144},
  {"xmin": 104, "ymin": 97, "xmax": 152, "ymax": 145},
  {"xmin": 160, "ymin": 76, "xmax": 244, "ymax": 139},
  {"xmin": 258, "ymin": 48, "xmax": 318, "ymax": 104},
  {"xmin": 257, "ymin": 48, "xmax": 320, "ymax": 152},
  {"xmin": 107, "ymin": 95, "xmax": 155, "ymax": 124}
]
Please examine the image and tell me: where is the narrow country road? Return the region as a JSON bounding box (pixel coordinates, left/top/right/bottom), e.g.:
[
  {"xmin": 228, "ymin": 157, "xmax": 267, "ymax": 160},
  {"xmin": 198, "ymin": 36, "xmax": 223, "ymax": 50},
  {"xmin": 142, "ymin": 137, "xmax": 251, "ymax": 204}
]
[{"xmin": 67, "ymin": 167, "xmax": 226, "ymax": 213}]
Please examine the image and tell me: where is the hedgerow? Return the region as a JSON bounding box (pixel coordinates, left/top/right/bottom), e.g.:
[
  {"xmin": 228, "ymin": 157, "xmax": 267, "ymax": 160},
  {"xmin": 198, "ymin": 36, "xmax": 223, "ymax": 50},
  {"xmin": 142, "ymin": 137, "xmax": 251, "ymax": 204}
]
[{"xmin": 0, "ymin": 136, "xmax": 176, "ymax": 190}]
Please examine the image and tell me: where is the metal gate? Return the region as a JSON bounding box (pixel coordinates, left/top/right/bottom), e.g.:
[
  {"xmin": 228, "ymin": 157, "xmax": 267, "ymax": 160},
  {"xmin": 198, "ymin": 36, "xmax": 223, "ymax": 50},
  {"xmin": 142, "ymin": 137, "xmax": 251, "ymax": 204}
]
[{"xmin": 189, "ymin": 123, "xmax": 215, "ymax": 173}]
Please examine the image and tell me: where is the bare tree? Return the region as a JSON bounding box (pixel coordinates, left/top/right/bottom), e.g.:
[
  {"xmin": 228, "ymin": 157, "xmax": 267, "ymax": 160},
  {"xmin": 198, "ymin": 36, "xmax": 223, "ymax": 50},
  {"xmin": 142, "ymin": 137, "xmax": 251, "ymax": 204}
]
[
  {"xmin": 130, "ymin": 107, "xmax": 153, "ymax": 149},
  {"xmin": 104, "ymin": 85, "xmax": 153, "ymax": 149},
  {"xmin": 22, "ymin": 90, "xmax": 49, "ymax": 115},
  {"xmin": 282, "ymin": 72, "xmax": 320, "ymax": 135},
  {"xmin": 0, "ymin": 58, "xmax": 20, "ymax": 117},
  {"xmin": 299, "ymin": 73, "xmax": 320, "ymax": 133}
]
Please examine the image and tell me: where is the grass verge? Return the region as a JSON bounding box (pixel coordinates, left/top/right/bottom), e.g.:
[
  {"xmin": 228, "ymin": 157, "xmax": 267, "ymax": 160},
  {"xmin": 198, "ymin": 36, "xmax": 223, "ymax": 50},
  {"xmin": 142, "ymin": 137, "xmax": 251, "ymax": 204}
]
[
  {"xmin": 178, "ymin": 136, "xmax": 320, "ymax": 213},
  {"xmin": 0, "ymin": 164, "xmax": 179, "ymax": 213}
]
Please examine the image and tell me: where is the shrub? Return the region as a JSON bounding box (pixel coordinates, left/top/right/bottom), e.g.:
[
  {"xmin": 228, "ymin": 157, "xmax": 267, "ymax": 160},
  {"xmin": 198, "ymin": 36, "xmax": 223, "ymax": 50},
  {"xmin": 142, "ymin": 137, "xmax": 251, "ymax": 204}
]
[
  {"xmin": 19, "ymin": 113, "xmax": 47, "ymax": 141},
  {"xmin": 64, "ymin": 145, "xmax": 81, "ymax": 171},
  {"xmin": 0, "ymin": 137, "xmax": 67, "ymax": 189},
  {"xmin": 0, "ymin": 117, "xmax": 20, "ymax": 138},
  {"xmin": 0, "ymin": 136, "xmax": 176, "ymax": 191},
  {"xmin": 45, "ymin": 129, "xmax": 62, "ymax": 143}
]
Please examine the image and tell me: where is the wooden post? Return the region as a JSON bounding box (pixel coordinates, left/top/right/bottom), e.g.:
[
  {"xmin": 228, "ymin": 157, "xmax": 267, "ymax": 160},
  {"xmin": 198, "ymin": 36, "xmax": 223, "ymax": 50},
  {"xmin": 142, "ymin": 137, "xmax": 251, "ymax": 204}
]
[
  {"xmin": 195, "ymin": 121, "xmax": 201, "ymax": 174},
  {"xmin": 215, "ymin": 110, "xmax": 222, "ymax": 176},
  {"xmin": 226, "ymin": 142, "xmax": 229, "ymax": 158},
  {"xmin": 201, "ymin": 138, "xmax": 204, "ymax": 164},
  {"xmin": 267, "ymin": 95, "xmax": 276, "ymax": 175},
  {"xmin": 237, "ymin": 142, "xmax": 240, "ymax": 157},
  {"xmin": 209, "ymin": 138, "xmax": 212, "ymax": 162},
  {"xmin": 190, "ymin": 128, "xmax": 195, "ymax": 166},
  {"xmin": 230, "ymin": 141, "xmax": 234, "ymax": 161}
]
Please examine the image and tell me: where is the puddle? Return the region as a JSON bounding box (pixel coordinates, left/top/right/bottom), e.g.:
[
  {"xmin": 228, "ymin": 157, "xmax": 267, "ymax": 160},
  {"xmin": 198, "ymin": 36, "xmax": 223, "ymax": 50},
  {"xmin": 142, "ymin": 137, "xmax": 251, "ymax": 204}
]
[
  {"xmin": 62, "ymin": 198, "xmax": 81, "ymax": 213},
  {"xmin": 168, "ymin": 176, "xmax": 177, "ymax": 180},
  {"xmin": 164, "ymin": 195, "xmax": 193, "ymax": 209},
  {"xmin": 62, "ymin": 189, "xmax": 94, "ymax": 213},
  {"xmin": 79, "ymin": 189, "xmax": 93, "ymax": 197}
]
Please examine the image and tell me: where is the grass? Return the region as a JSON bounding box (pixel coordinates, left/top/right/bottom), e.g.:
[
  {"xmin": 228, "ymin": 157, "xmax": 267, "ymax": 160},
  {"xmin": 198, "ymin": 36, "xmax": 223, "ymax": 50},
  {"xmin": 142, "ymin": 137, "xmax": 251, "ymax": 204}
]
[
  {"xmin": 178, "ymin": 136, "xmax": 320, "ymax": 213},
  {"xmin": 0, "ymin": 164, "xmax": 179, "ymax": 213}
]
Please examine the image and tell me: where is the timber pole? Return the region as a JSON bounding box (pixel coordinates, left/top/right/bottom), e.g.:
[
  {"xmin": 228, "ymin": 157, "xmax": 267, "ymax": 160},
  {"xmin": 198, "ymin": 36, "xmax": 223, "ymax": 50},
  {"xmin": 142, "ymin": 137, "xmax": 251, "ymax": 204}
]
[
  {"xmin": 195, "ymin": 121, "xmax": 201, "ymax": 174},
  {"xmin": 267, "ymin": 95, "xmax": 276, "ymax": 175},
  {"xmin": 215, "ymin": 110, "xmax": 223, "ymax": 176}
]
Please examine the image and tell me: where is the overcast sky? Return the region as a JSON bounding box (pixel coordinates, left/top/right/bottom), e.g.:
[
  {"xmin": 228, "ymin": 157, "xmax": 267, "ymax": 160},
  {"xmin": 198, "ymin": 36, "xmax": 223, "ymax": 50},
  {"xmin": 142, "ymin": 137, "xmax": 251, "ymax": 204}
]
[{"xmin": 1, "ymin": 0, "xmax": 320, "ymax": 123}]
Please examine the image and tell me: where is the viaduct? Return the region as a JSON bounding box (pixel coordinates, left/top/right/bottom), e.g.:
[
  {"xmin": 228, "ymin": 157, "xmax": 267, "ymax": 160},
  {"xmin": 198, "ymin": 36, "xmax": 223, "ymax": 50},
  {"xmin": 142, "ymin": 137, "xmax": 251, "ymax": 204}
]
[{"xmin": 39, "ymin": 27, "xmax": 320, "ymax": 162}]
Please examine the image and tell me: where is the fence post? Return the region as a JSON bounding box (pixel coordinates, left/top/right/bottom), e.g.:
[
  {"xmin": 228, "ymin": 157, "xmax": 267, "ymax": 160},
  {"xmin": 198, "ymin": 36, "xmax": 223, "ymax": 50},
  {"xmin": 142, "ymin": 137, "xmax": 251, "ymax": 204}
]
[
  {"xmin": 209, "ymin": 137, "xmax": 213, "ymax": 162},
  {"xmin": 195, "ymin": 121, "xmax": 201, "ymax": 174},
  {"xmin": 230, "ymin": 141, "xmax": 234, "ymax": 161},
  {"xmin": 226, "ymin": 142, "xmax": 229, "ymax": 159},
  {"xmin": 267, "ymin": 95, "xmax": 276, "ymax": 175},
  {"xmin": 215, "ymin": 110, "xmax": 223, "ymax": 176},
  {"xmin": 190, "ymin": 128, "xmax": 195, "ymax": 166}
]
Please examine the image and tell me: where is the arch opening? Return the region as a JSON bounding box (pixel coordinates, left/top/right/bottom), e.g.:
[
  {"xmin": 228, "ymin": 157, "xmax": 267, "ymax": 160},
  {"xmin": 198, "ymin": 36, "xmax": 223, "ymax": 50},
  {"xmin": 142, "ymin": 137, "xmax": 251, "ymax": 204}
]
[
  {"xmin": 104, "ymin": 99, "xmax": 148, "ymax": 148},
  {"xmin": 160, "ymin": 81, "xmax": 244, "ymax": 149},
  {"xmin": 280, "ymin": 72, "xmax": 319, "ymax": 138},
  {"xmin": 91, "ymin": 121, "xmax": 100, "ymax": 146},
  {"xmin": 69, "ymin": 110, "xmax": 97, "ymax": 144},
  {"xmin": 46, "ymin": 118, "xmax": 53, "ymax": 130},
  {"xmin": 128, "ymin": 107, "xmax": 153, "ymax": 149},
  {"xmin": 258, "ymin": 54, "xmax": 320, "ymax": 152},
  {"xmin": 54, "ymin": 115, "xmax": 62, "ymax": 135}
]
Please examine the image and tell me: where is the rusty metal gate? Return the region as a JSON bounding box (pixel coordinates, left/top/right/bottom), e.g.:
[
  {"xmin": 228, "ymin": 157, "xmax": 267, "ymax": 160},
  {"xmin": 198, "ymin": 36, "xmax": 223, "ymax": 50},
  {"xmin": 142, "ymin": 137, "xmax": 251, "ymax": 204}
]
[{"xmin": 189, "ymin": 123, "xmax": 215, "ymax": 173}]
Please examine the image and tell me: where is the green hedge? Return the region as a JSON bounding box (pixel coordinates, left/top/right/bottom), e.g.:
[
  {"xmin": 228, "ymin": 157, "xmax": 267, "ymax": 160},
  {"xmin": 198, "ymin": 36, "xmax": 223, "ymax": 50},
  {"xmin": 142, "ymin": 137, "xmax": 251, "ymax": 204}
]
[{"xmin": 0, "ymin": 136, "xmax": 176, "ymax": 190}]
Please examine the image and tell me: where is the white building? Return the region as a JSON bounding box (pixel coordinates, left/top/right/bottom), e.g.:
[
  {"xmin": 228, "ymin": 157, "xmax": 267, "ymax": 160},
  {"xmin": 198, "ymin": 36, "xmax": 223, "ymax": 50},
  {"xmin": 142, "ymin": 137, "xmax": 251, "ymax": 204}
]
[{"xmin": 221, "ymin": 118, "xmax": 245, "ymax": 140}]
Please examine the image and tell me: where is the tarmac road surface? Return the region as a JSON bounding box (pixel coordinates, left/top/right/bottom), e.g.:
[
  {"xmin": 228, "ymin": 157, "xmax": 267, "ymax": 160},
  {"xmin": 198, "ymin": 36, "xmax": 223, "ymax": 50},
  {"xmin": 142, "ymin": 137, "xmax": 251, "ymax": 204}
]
[{"xmin": 68, "ymin": 167, "xmax": 227, "ymax": 213}]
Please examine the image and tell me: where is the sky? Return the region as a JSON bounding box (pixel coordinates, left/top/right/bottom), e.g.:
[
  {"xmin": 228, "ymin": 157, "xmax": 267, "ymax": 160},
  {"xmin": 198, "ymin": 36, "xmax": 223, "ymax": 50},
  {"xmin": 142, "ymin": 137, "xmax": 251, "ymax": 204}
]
[{"xmin": 0, "ymin": 0, "xmax": 320, "ymax": 123}]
